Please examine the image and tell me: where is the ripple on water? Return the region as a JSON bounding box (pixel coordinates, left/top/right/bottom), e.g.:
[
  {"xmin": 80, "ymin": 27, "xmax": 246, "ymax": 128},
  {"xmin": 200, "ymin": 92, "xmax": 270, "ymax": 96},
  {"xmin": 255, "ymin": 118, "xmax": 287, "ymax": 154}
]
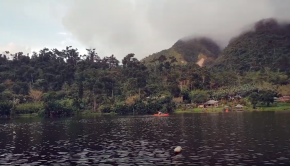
[{"xmin": 1, "ymin": 113, "xmax": 290, "ymax": 165}]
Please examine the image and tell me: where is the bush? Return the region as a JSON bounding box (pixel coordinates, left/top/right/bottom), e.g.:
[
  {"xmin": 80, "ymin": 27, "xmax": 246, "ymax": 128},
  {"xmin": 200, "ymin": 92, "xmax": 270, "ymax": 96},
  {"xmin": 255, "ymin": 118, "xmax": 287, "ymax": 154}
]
[
  {"xmin": 15, "ymin": 102, "xmax": 44, "ymax": 114},
  {"xmin": 162, "ymin": 102, "xmax": 176, "ymax": 113},
  {"xmin": 112, "ymin": 103, "xmax": 131, "ymax": 115},
  {"xmin": 133, "ymin": 100, "xmax": 147, "ymax": 114},
  {"xmin": 43, "ymin": 99, "xmax": 78, "ymax": 117},
  {"xmin": 43, "ymin": 92, "xmax": 66, "ymax": 101},
  {"xmin": 0, "ymin": 91, "xmax": 13, "ymax": 101},
  {"xmin": 0, "ymin": 84, "xmax": 6, "ymax": 93},
  {"xmin": 99, "ymin": 105, "xmax": 112, "ymax": 113},
  {"xmin": 0, "ymin": 102, "xmax": 13, "ymax": 116},
  {"xmin": 190, "ymin": 90, "xmax": 209, "ymax": 104},
  {"xmin": 146, "ymin": 101, "xmax": 162, "ymax": 114},
  {"xmin": 58, "ymin": 99, "xmax": 74, "ymax": 108}
]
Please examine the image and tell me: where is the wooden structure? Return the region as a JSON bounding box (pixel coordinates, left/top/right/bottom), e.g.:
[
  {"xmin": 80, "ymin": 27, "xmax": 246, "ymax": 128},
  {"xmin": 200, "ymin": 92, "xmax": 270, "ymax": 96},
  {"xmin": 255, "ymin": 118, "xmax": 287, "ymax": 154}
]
[
  {"xmin": 235, "ymin": 104, "xmax": 244, "ymax": 111},
  {"xmin": 204, "ymin": 100, "xmax": 219, "ymax": 107}
]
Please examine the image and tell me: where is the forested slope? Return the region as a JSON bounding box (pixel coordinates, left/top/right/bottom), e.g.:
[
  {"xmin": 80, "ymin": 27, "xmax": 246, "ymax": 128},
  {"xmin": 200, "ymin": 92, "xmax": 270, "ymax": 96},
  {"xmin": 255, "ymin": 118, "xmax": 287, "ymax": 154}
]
[
  {"xmin": 212, "ymin": 18, "xmax": 290, "ymax": 72},
  {"xmin": 142, "ymin": 37, "xmax": 221, "ymax": 67}
]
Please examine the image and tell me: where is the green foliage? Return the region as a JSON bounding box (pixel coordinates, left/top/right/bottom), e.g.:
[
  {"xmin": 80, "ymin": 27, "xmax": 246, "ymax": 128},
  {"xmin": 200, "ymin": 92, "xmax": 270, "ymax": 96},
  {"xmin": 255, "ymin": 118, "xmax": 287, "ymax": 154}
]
[
  {"xmin": 249, "ymin": 92, "xmax": 260, "ymax": 109},
  {"xmin": 169, "ymin": 85, "xmax": 181, "ymax": 97},
  {"xmin": 15, "ymin": 102, "xmax": 44, "ymax": 114},
  {"xmin": 189, "ymin": 90, "xmax": 209, "ymax": 104},
  {"xmin": 181, "ymin": 90, "xmax": 190, "ymax": 103},
  {"xmin": 258, "ymin": 90, "xmax": 277, "ymax": 107},
  {"xmin": 58, "ymin": 99, "xmax": 74, "ymax": 108},
  {"xmin": 112, "ymin": 103, "xmax": 129, "ymax": 115},
  {"xmin": 0, "ymin": 84, "xmax": 6, "ymax": 93},
  {"xmin": 99, "ymin": 105, "xmax": 112, "ymax": 113},
  {"xmin": 0, "ymin": 102, "xmax": 13, "ymax": 116},
  {"xmin": 12, "ymin": 82, "xmax": 29, "ymax": 95},
  {"xmin": 109, "ymin": 97, "xmax": 175, "ymax": 115},
  {"xmin": 213, "ymin": 18, "xmax": 290, "ymax": 72},
  {"xmin": 0, "ymin": 91, "xmax": 13, "ymax": 101},
  {"xmin": 43, "ymin": 98, "xmax": 78, "ymax": 117}
]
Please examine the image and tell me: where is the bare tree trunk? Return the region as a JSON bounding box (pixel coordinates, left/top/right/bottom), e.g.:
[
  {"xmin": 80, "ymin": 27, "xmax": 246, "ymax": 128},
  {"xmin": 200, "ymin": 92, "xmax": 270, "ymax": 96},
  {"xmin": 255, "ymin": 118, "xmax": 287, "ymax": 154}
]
[
  {"xmin": 190, "ymin": 82, "xmax": 193, "ymax": 91},
  {"xmin": 93, "ymin": 97, "xmax": 98, "ymax": 112},
  {"xmin": 111, "ymin": 82, "xmax": 115, "ymax": 98},
  {"xmin": 92, "ymin": 87, "xmax": 97, "ymax": 112}
]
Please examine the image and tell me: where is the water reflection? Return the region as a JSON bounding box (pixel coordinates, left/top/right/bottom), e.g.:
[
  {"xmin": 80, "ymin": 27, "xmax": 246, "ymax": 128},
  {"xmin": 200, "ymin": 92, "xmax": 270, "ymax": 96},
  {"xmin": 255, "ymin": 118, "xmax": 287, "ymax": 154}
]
[{"xmin": 0, "ymin": 112, "xmax": 290, "ymax": 165}]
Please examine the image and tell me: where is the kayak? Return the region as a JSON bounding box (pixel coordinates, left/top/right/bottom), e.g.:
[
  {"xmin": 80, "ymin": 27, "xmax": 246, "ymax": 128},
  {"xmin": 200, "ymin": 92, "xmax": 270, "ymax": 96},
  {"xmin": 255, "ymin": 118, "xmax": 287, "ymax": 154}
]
[{"xmin": 153, "ymin": 113, "xmax": 169, "ymax": 116}]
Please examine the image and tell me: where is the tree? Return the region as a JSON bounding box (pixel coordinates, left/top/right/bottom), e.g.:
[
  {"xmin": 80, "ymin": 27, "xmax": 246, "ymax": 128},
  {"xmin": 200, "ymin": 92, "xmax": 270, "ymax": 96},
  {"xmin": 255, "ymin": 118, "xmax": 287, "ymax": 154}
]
[
  {"xmin": 170, "ymin": 85, "xmax": 181, "ymax": 98},
  {"xmin": 157, "ymin": 55, "xmax": 167, "ymax": 64},
  {"xmin": 29, "ymin": 89, "xmax": 43, "ymax": 102},
  {"xmin": 0, "ymin": 84, "xmax": 6, "ymax": 93},
  {"xmin": 249, "ymin": 92, "xmax": 259, "ymax": 109},
  {"xmin": 86, "ymin": 48, "xmax": 100, "ymax": 63},
  {"xmin": 278, "ymin": 85, "xmax": 290, "ymax": 96},
  {"xmin": 259, "ymin": 90, "xmax": 277, "ymax": 107},
  {"xmin": 189, "ymin": 90, "xmax": 209, "ymax": 104},
  {"xmin": 78, "ymin": 81, "xmax": 84, "ymax": 99},
  {"xmin": 181, "ymin": 90, "xmax": 190, "ymax": 103},
  {"xmin": 122, "ymin": 53, "xmax": 135, "ymax": 68}
]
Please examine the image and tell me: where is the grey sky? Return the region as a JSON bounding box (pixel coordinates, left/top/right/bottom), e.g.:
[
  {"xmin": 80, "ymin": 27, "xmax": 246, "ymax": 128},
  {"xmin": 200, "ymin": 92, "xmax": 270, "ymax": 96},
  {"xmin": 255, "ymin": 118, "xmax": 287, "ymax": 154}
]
[{"xmin": 1, "ymin": 0, "xmax": 290, "ymax": 60}]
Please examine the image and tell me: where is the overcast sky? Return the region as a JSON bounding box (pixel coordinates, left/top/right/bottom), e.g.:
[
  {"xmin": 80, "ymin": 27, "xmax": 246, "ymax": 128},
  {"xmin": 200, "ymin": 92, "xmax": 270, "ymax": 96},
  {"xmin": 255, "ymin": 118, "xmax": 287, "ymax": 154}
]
[{"xmin": 1, "ymin": 0, "xmax": 290, "ymax": 60}]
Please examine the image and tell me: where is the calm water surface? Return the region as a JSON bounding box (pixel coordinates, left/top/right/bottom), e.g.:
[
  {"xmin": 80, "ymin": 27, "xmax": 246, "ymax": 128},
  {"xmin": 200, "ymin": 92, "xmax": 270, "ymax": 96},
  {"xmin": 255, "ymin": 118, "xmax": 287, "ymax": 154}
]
[{"xmin": 1, "ymin": 112, "xmax": 290, "ymax": 165}]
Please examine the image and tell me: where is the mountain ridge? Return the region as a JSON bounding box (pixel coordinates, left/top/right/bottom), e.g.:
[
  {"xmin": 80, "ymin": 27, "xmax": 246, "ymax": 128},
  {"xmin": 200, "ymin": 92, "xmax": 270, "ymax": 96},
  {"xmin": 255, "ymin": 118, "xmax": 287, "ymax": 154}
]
[
  {"xmin": 212, "ymin": 18, "xmax": 290, "ymax": 72},
  {"xmin": 141, "ymin": 37, "xmax": 221, "ymax": 67},
  {"xmin": 142, "ymin": 18, "xmax": 290, "ymax": 72}
]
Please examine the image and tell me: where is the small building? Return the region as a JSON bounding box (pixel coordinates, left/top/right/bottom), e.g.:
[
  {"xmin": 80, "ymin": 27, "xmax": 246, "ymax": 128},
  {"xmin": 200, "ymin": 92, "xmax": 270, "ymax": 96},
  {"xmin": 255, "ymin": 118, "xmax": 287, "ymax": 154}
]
[
  {"xmin": 204, "ymin": 100, "xmax": 219, "ymax": 107},
  {"xmin": 235, "ymin": 104, "xmax": 244, "ymax": 111}
]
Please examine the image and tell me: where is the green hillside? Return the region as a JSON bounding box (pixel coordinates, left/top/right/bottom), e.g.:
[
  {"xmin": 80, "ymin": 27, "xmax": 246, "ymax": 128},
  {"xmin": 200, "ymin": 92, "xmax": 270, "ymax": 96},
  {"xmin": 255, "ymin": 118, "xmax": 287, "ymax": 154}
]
[
  {"xmin": 142, "ymin": 37, "xmax": 221, "ymax": 67},
  {"xmin": 212, "ymin": 18, "xmax": 290, "ymax": 72}
]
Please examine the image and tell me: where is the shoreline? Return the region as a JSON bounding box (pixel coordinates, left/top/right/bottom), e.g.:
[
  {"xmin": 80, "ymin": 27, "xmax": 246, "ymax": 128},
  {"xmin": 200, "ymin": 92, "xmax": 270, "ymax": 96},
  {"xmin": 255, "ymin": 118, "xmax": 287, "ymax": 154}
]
[
  {"xmin": 2, "ymin": 105, "xmax": 290, "ymax": 119},
  {"xmin": 174, "ymin": 106, "xmax": 290, "ymax": 113}
]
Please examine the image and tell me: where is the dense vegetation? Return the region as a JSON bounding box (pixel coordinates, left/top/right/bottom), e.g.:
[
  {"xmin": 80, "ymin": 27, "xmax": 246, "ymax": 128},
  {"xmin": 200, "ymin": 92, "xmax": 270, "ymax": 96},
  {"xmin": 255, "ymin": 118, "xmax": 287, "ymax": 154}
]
[
  {"xmin": 212, "ymin": 18, "xmax": 290, "ymax": 72},
  {"xmin": 0, "ymin": 48, "xmax": 181, "ymax": 117},
  {"xmin": 0, "ymin": 18, "xmax": 290, "ymax": 117}
]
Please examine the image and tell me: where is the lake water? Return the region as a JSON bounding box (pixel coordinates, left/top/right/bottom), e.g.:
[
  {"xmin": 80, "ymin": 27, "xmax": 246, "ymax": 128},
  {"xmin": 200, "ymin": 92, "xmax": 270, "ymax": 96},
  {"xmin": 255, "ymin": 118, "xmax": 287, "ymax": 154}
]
[{"xmin": 1, "ymin": 112, "xmax": 290, "ymax": 165}]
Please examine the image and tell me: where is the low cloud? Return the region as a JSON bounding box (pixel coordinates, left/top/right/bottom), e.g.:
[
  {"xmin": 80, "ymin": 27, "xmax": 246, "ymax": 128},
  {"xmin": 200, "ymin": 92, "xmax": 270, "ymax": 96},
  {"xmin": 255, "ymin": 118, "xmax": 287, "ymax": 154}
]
[
  {"xmin": 58, "ymin": 32, "xmax": 72, "ymax": 36},
  {"xmin": 62, "ymin": 0, "xmax": 290, "ymax": 60}
]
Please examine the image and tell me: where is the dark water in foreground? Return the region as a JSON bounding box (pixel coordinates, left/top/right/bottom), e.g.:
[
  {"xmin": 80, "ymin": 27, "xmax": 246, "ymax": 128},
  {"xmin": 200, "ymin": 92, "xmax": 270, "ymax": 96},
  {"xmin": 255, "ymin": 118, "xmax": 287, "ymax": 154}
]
[{"xmin": 1, "ymin": 112, "xmax": 290, "ymax": 165}]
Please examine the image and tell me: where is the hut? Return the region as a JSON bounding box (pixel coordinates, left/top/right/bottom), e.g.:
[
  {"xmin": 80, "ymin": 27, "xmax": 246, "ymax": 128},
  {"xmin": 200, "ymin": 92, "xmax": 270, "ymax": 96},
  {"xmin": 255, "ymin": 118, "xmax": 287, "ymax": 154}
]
[
  {"xmin": 204, "ymin": 100, "xmax": 219, "ymax": 107},
  {"xmin": 235, "ymin": 104, "xmax": 243, "ymax": 111}
]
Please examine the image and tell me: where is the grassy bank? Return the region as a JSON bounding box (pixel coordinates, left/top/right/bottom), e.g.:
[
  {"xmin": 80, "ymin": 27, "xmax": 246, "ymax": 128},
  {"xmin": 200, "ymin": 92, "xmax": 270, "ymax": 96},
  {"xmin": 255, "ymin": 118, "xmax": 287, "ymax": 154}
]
[
  {"xmin": 16, "ymin": 113, "xmax": 39, "ymax": 118},
  {"xmin": 5, "ymin": 102, "xmax": 290, "ymax": 118},
  {"xmin": 175, "ymin": 107, "xmax": 224, "ymax": 113},
  {"xmin": 248, "ymin": 103, "xmax": 290, "ymax": 111},
  {"xmin": 79, "ymin": 110, "xmax": 117, "ymax": 116},
  {"xmin": 175, "ymin": 103, "xmax": 290, "ymax": 113}
]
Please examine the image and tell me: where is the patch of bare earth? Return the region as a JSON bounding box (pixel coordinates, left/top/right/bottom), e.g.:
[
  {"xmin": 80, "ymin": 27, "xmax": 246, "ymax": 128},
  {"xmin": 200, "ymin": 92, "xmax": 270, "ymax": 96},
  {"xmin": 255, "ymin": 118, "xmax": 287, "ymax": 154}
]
[{"xmin": 197, "ymin": 58, "xmax": 205, "ymax": 67}]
